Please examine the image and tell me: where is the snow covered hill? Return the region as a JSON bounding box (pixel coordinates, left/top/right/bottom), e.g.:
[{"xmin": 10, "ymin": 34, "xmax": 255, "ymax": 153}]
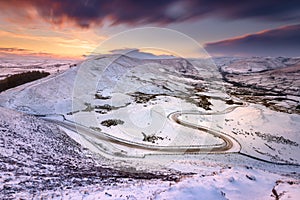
[
  {"xmin": 216, "ymin": 57, "xmax": 300, "ymax": 114},
  {"xmin": 1, "ymin": 107, "xmax": 299, "ymax": 199},
  {"xmin": 0, "ymin": 56, "xmax": 77, "ymax": 80},
  {"xmin": 0, "ymin": 107, "xmax": 183, "ymax": 198},
  {"xmin": 0, "ymin": 54, "xmax": 218, "ymax": 115},
  {"xmin": 0, "ymin": 55, "xmax": 299, "ymax": 199}
]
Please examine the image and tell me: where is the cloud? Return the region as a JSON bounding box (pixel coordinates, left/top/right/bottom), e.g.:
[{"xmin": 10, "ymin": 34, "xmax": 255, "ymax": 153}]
[
  {"xmin": 0, "ymin": 0, "xmax": 299, "ymax": 28},
  {"xmin": 0, "ymin": 46, "xmax": 81, "ymax": 59},
  {"xmin": 205, "ymin": 24, "xmax": 300, "ymax": 57},
  {"xmin": 0, "ymin": 47, "xmax": 30, "ymax": 53}
]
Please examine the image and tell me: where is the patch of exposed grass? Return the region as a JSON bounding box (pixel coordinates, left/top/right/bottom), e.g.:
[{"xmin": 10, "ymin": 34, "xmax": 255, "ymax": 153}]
[{"xmin": 100, "ymin": 119, "xmax": 124, "ymax": 127}]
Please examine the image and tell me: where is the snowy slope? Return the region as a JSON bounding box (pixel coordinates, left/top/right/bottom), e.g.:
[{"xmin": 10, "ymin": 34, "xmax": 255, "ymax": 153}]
[
  {"xmin": 0, "ymin": 66, "xmax": 78, "ymax": 114},
  {"xmin": 0, "ymin": 55, "xmax": 299, "ymax": 199},
  {"xmin": 0, "ymin": 107, "xmax": 182, "ymax": 199},
  {"xmin": 0, "ymin": 56, "xmax": 78, "ymax": 80},
  {"xmin": 0, "ymin": 55, "xmax": 214, "ymax": 114},
  {"xmin": 216, "ymin": 57, "xmax": 300, "ymax": 114},
  {"xmin": 1, "ymin": 107, "xmax": 299, "ymax": 199}
]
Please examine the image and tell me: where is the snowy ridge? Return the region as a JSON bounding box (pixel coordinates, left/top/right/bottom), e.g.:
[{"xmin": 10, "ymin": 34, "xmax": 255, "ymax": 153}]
[{"xmin": 0, "ymin": 55, "xmax": 299, "ymax": 199}]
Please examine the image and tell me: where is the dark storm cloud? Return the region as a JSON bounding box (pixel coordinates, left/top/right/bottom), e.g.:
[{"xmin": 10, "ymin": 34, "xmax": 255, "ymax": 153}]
[
  {"xmin": 0, "ymin": 0, "xmax": 299, "ymax": 28},
  {"xmin": 205, "ymin": 24, "xmax": 300, "ymax": 57}
]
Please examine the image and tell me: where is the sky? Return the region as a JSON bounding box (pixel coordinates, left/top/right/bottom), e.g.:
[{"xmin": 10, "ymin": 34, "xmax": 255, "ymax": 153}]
[{"xmin": 0, "ymin": 0, "xmax": 299, "ymax": 59}]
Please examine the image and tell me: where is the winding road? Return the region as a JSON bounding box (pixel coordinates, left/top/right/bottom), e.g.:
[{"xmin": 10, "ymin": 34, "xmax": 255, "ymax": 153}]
[{"xmin": 43, "ymin": 103, "xmax": 244, "ymax": 157}]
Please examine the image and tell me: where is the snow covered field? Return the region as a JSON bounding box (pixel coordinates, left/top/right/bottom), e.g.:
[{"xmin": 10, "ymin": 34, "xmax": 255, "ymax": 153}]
[
  {"xmin": 0, "ymin": 56, "xmax": 78, "ymax": 80},
  {"xmin": 216, "ymin": 57, "xmax": 300, "ymax": 114},
  {"xmin": 0, "ymin": 55, "xmax": 299, "ymax": 199}
]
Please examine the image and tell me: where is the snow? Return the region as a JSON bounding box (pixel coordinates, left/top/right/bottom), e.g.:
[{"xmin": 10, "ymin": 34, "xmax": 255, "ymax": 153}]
[
  {"xmin": 216, "ymin": 57, "xmax": 300, "ymax": 114},
  {"xmin": 216, "ymin": 56, "xmax": 300, "ymax": 74},
  {"xmin": 0, "ymin": 56, "xmax": 78, "ymax": 80},
  {"xmin": 274, "ymin": 180, "xmax": 300, "ymax": 200},
  {"xmin": 0, "ymin": 55, "xmax": 299, "ymax": 199},
  {"xmin": 157, "ymin": 166, "xmax": 277, "ymax": 200},
  {"xmin": 15, "ymin": 160, "xmax": 299, "ymax": 199},
  {"xmin": 0, "ymin": 65, "xmax": 78, "ymax": 114},
  {"xmin": 179, "ymin": 103, "xmax": 300, "ymax": 164}
]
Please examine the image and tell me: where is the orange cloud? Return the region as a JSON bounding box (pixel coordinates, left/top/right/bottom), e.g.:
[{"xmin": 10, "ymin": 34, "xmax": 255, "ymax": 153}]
[
  {"xmin": 205, "ymin": 24, "xmax": 300, "ymax": 57},
  {"xmin": 0, "ymin": 25, "xmax": 106, "ymax": 58}
]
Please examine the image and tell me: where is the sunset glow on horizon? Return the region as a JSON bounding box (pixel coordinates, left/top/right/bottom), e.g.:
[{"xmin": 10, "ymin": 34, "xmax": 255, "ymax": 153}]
[{"xmin": 0, "ymin": 0, "xmax": 299, "ymax": 59}]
